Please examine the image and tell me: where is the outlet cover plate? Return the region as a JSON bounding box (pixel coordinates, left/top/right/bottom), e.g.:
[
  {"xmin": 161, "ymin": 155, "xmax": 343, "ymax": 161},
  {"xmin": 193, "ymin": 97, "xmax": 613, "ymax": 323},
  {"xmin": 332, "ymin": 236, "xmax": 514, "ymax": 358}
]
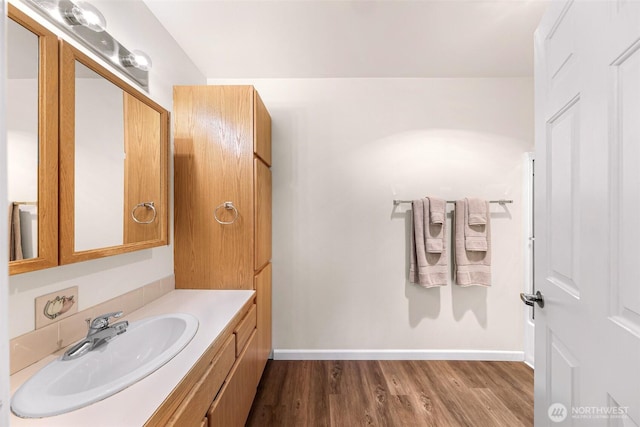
[{"xmin": 35, "ymin": 286, "xmax": 79, "ymax": 329}]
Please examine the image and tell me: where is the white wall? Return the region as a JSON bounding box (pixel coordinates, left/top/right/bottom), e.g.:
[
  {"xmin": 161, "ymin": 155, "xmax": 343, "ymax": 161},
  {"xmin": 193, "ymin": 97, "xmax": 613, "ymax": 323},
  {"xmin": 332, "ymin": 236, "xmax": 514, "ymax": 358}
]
[
  {"xmin": 210, "ymin": 77, "xmax": 533, "ymax": 357},
  {"xmin": 7, "ymin": 0, "xmax": 206, "ymax": 339}
]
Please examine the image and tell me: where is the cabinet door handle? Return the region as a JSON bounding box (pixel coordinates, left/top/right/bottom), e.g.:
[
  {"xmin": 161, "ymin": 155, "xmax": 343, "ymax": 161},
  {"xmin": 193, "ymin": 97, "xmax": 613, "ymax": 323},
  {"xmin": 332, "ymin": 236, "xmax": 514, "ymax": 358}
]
[{"xmin": 214, "ymin": 201, "xmax": 239, "ymax": 225}]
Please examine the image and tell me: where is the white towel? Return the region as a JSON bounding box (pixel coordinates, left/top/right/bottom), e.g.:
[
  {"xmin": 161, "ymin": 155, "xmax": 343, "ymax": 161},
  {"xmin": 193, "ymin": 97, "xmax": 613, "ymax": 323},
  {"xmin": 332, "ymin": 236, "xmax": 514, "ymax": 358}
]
[
  {"xmin": 409, "ymin": 199, "xmax": 448, "ymax": 288},
  {"xmin": 454, "ymin": 200, "xmax": 491, "ymax": 287}
]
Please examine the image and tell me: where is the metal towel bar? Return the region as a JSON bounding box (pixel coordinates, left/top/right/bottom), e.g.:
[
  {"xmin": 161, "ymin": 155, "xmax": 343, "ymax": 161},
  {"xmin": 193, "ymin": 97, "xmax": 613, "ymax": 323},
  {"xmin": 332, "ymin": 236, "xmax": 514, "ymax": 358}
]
[{"xmin": 393, "ymin": 199, "xmax": 513, "ymax": 206}]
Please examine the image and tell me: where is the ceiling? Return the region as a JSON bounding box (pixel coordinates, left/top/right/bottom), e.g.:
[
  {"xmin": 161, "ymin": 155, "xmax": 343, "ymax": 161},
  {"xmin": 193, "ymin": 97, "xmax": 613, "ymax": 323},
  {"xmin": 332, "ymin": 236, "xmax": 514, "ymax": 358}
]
[{"xmin": 144, "ymin": 0, "xmax": 549, "ymax": 79}]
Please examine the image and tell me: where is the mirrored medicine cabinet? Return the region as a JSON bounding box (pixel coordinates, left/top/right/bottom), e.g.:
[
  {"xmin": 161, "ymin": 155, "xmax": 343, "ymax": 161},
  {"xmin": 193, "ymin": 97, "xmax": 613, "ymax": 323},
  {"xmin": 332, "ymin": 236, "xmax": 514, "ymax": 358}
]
[
  {"xmin": 7, "ymin": 4, "xmax": 169, "ymax": 274},
  {"xmin": 7, "ymin": 5, "xmax": 58, "ymax": 275},
  {"xmin": 59, "ymin": 42, "xmax": 169, "ymax": 264}
]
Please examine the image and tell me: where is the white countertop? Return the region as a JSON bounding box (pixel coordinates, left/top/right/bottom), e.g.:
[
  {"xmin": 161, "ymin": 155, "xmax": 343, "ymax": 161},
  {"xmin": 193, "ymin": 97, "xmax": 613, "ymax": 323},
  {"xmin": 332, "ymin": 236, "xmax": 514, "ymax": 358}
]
[{"xmin": 9, "ymin": 289, "xmax": 255, "ymax": 427}]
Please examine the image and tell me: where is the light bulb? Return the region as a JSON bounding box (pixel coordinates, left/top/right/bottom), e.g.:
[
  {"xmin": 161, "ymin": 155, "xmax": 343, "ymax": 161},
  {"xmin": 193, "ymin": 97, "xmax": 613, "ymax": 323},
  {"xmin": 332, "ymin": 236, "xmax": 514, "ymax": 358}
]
[
  {"xmin": 64, "ymin": 1, "xmax": 106, "ymax": 32},
  {"xmin": 121, "ymin": 50, "xmax": 153, "ymax": 72}
]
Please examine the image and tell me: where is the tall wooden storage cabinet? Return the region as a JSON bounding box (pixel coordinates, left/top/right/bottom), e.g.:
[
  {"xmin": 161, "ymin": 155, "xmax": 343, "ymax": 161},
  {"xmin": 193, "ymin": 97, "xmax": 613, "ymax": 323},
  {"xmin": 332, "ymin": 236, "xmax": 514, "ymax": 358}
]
[{"xmin": 173, "ymin": 86, "xmax": 272, "ymax": 392}]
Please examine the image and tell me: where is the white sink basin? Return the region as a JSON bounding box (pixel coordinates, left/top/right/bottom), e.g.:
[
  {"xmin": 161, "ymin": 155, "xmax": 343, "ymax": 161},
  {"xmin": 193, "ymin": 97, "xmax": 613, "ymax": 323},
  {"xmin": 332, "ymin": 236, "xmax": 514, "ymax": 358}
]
[{"xmin": 11, "ymin": 313, "xmax": 199, "ymax": 418}]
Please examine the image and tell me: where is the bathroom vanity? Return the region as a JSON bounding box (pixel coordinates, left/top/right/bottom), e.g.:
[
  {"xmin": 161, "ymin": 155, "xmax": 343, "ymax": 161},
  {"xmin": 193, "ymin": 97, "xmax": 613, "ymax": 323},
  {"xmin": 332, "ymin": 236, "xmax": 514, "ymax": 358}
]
[
  {"xmin": 10, "ymin": 290, "xmax": 258, "ymax": 427},
  {"xmin": 8, "ymin": 8, "xmax": 272, "ymax": 426}
]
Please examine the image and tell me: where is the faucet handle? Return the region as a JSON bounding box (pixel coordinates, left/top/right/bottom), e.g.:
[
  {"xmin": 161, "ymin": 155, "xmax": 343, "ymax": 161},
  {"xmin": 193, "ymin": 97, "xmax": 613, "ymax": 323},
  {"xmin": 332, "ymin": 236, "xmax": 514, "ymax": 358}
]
[{"xmin": 90, "ymin": 311, "xmax": 123, "ymax": 330}]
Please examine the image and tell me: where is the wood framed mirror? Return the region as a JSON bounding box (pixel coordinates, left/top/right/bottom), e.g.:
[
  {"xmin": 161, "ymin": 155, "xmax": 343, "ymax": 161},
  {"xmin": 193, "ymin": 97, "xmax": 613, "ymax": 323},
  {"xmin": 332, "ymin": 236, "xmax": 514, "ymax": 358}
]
[
  {"xmin": 59, "ymin": 41, "xmax": 169, "ymax": 265},
  {"xmin": 7, "ymin": 5, "xmax": 58, "ymax": 275}
]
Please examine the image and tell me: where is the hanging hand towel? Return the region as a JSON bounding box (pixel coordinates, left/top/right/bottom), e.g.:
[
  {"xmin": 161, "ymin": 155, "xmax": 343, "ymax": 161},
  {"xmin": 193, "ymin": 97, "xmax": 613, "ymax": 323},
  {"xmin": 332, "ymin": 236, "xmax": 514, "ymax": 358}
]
[
  {"xmin": 464, "ymin": 199, "xmax": 488, "ymax": 252},
  {"xmin": 429, "ymin": 197, "xmax": 446, "ymax": 224},
  {"xmin": 9, "ymin": 202, "xmax": 24, "ymax": 261},
  {"xmin": 454, "ymin": 200, "xmax": 491, "ymax": 287},
  {"xmin": 426, "ymin": 197, "xmax": 446, "ymax": 253},
  {"xmin": 467, "ymin": 197, "xmax": 487, "ymax": 225},
  {"xmin": 409, "ymin": 198, "xmax": 448, "ymax": 288}
]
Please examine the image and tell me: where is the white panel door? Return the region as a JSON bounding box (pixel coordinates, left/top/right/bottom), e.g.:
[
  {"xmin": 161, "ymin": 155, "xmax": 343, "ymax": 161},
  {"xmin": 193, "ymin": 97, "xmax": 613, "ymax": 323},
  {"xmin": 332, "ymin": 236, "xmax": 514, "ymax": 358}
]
[
  {"xmin": 524, "ymin": 153, "xmax": 535, "ymax": 367},
  {"xmin": 534, "ymin": 1, "xmax": 640, "ymax": 425}
]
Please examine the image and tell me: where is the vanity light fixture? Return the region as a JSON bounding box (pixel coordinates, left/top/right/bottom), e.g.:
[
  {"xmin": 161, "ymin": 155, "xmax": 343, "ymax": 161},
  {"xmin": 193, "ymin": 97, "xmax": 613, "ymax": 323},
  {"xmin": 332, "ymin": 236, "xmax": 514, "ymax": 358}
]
[
  {"xmin": 30, "ymin": 0, "xmax": 60, "ymax": 12},
  {"xmin": 121, "ymin": 50, "xmax": 153, "ymax": 71},
  {"xmin": 62, "ymin": 1, "xmax": 106, "ymax": 32},
  {"xmin": 23, "ymin": 0, "xmax": 150, "ymax": 90}
]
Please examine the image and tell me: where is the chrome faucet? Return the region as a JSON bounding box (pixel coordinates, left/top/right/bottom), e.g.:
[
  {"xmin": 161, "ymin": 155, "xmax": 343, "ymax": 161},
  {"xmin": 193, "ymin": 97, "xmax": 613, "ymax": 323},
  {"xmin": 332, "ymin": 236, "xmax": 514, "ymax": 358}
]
[{"xmin": 62, "ymin": 311, "xmax": 129, "ymax": 361}]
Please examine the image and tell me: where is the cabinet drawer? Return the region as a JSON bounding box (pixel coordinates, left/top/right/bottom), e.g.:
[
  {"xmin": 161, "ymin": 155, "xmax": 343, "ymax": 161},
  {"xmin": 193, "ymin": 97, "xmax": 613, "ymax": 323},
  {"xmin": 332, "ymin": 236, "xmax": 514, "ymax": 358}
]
[
  {"xmin": 235, "ymin": 304, "xmax": 256, "ymax": 356},
  {"xmin": 199, "ymin": 417, "xmax": 207, "ymax": 427},
  {"xmin": 208, "ymin": 330, "xmax": 257, "ymax": 427},
  {"xmin": 167, "ymin": 334, "xmax": 236, "ymax": 426}
]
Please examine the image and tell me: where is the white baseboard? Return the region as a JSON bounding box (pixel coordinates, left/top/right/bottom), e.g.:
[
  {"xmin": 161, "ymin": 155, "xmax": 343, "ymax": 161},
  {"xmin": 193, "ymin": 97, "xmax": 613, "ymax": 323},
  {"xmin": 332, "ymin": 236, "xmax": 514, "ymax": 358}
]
[{"xmin": 273, "ymin": 349, "xmax": 525, "ymax": 362}]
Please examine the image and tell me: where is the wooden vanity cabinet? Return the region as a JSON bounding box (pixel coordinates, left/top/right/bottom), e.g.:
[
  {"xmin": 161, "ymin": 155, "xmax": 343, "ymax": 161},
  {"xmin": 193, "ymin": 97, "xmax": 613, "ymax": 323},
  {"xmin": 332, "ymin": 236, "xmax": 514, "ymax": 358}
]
[
  {"xmin": 173, "ymin": 86, "xmax": 273, "ymax": 405},
  {"xmin": 208, "ymin": 331, "xmax": 258, "ymax": 426},
  {"xmin": 235, "ymin": 304, "xmax": 257, "ymax": 356},
  {"xmin": 146, "ymin": 300, "xmax": 258, "ymax": 427},
  {"xmin": 166, "ymin": 334, "xmax": 236, "ymax": 426}
]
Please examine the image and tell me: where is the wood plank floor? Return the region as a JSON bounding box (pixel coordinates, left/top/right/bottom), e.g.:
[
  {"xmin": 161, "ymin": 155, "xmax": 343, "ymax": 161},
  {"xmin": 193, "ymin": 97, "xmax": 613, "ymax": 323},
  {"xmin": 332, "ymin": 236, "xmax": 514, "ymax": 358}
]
[{"xmin": 246, "ymin": 360, "xmax": 533, "ymax": 427}]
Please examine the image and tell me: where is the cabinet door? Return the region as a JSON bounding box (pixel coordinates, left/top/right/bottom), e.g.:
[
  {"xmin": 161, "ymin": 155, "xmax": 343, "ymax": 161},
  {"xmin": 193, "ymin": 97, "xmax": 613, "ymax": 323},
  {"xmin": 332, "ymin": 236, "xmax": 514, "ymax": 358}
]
[
  {"xmin": 254, "ymin": 159, "xmax": 272, "ymax": 271},
  {"xmin": 174, "ymin": 86, "xmax": 254, "ymax": 289},
  {"xmin": 255, "ymin": 263, "xmax": 272, "ymax": 383},
  {"xmin": 8, "ymin": 5, "xmax": 59, "ymax": 275},
  {"xmin": 208, "ymin": 331, "xmax": 257, "ymax": 427},
  {"xmin": 123, "ymin": 93, "xmax": 162, "ymax": 244},
  {"xmin": 165, "ymin": 335, "xmax": 235, "ymax": 427},
  {"xmin": 253, "ymin": 90, "xmax": 271, "ymax": 166}
]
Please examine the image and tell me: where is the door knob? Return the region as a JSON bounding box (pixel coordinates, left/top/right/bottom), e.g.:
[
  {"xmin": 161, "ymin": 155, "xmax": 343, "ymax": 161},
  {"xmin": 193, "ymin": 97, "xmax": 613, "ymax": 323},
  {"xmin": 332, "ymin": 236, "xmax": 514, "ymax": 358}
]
[{"xmin": 520, "ymin": 291, "xmax": 544, "ymax": 308}]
